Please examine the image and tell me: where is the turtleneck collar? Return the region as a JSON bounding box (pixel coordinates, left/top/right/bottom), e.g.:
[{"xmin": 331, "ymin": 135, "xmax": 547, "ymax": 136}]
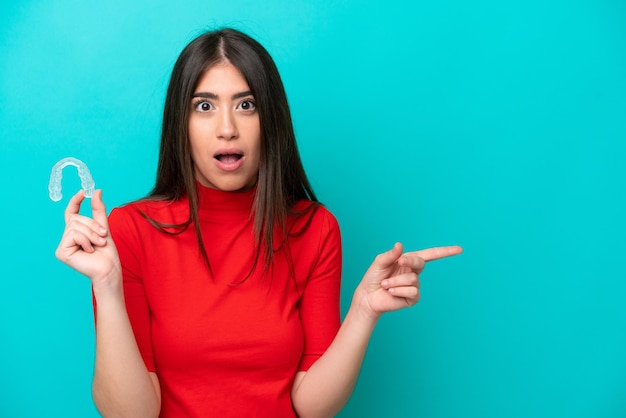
[{"xmin": 196, "ymin": 182, "xmax": 256, "ymax": 222}]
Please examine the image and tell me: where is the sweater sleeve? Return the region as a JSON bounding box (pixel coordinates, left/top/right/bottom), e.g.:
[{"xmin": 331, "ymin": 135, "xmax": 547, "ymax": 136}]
[
  {"xmin": 107, "ymin": 207, "xmax": 156, "ymax": 372},
  {"xmin": 298, "ymin": 209, "xmax": 342, "ymax": 371}
]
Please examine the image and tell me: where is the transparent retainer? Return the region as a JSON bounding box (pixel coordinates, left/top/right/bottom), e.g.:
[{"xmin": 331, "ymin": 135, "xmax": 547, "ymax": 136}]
[{"xmin": 49, "ymin": 157, "xmax": 95, "ymax": 202}]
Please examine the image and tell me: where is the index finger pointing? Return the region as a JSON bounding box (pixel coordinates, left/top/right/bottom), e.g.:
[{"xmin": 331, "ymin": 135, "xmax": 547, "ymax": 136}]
[
  {"xmin": 409, "ymin": 246, "xmax": 463, "ymax": 262},
  {"xmin": 64, "ymin": 190, "xmax": 85, "ymax": 223}
]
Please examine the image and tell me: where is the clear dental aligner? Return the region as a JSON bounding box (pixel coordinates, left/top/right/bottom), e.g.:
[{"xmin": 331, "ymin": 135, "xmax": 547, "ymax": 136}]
[{"xmin": 49, "ymin": 157, "xmax": 95, "ymax": 202}]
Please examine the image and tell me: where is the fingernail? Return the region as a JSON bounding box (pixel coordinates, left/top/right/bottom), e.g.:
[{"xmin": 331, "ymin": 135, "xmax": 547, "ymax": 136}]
[
  {"xmin": 381, "ymin": 280, "xmax": 389, "ymax": 288},
  {"xmin": 99, "ymin": 227, "xmax": 106, "ymax": 234}
]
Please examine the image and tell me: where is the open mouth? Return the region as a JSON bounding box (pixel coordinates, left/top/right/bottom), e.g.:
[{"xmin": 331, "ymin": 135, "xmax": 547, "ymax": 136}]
[{"xmin": 214, "ymin": 153, "xmax": 243, "ymax": 163}]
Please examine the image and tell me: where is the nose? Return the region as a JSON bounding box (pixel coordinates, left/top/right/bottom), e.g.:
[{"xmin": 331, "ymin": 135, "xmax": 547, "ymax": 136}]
[{"xmin": 216, "ymin": 109, "xmax": 238, "ymax": 141}]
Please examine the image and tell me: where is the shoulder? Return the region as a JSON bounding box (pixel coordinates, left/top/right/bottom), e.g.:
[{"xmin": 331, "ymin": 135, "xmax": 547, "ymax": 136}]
[
  {"xmin": 290, "ymin": 201, "xmax": 342, "ymax": 275},
  {"xmin": 108, "ymin": 198, "xmax": 189, "ymax": 237},
  {"xmin": 109, "ymin": 198, "xmax": 188, "ymax": 224},
  {"xmin": 289, "ymin": 200, "xmax": 340, "ymax": 238}
]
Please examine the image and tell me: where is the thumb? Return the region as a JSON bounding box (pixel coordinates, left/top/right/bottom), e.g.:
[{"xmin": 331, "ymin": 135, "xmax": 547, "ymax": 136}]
[
  {"xmin": 90, "ymin": 189, "xmax": 109, "ymax": 229},
  {"xmin": 372, "ymin": 242, "xmax": 404, "ymax": 270}
]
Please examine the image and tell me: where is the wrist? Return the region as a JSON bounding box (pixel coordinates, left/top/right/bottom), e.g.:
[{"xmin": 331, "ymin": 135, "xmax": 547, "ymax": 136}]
[
  {"xmin": 91, "ymin": 263, "xmax": 123, "ymax": 299},
  {"xmin": 350, "ymin": 286, "xmax": 382, "ymax": 324}
]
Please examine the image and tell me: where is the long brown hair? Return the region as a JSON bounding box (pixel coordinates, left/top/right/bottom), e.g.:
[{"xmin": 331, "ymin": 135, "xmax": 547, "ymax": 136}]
[{"xmin": 144, "ymin": 28, "xmax": 318, "ymax": 271}]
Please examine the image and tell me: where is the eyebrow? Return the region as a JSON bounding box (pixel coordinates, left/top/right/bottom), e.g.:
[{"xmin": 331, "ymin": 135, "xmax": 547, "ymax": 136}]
[{"xmin": 191, "ymin": 90, "xmax": 253, "ymax": 100}]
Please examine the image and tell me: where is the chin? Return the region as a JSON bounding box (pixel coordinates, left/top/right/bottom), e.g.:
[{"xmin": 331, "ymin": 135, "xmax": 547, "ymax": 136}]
[{"xmin": 214, "ymin": 180, "xmax": 257, "ymax": 192}]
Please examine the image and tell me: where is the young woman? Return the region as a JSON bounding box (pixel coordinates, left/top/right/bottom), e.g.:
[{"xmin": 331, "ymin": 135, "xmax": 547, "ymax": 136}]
[{"xmin": 56, "ymin": 28, "xmax": 462, "ymax": 417}]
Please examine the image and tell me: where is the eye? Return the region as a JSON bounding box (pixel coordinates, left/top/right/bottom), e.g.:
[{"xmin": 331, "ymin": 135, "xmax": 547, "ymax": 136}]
[
  {"xmin": 238, "ymin": 99, "xmax": 256, "ymax": 112},
  {"xmin": 193, "ymin": 100, "xmax": 213, "ymax": 112}
]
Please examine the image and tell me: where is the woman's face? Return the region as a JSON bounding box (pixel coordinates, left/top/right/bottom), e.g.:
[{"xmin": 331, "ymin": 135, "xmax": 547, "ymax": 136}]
[{"xmin": 188, "ymin": 62, "xmax": 261, "ymax": 192}]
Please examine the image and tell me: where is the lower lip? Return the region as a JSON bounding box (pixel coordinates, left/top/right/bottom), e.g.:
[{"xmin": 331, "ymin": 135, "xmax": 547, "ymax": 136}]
[{"xmin": 214, "ymin": 156, "xmax": 244, "ymax": 172}]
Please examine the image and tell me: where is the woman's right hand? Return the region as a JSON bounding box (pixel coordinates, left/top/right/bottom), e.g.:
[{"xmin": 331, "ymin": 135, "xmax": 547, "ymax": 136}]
[{"xmin": 55, "ymin": 189, "xmax": 121, "ymax": 288}]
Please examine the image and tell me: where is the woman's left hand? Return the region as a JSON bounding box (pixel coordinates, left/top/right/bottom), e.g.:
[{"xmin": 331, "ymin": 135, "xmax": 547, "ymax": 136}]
[{"xmin": 354, "ymin": 242, "xmax": 463, "ymax": 318}]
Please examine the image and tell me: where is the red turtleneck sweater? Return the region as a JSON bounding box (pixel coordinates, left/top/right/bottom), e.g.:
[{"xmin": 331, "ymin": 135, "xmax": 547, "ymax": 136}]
[{"xmin": 106, "ymin": 185, "xmax": 342, "ymax": 417}]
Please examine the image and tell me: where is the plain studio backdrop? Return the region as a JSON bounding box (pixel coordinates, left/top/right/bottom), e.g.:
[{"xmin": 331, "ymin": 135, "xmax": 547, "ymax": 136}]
[{"xmin": 1, "ymin": 1, "xmax": 625, "ymax": 417}]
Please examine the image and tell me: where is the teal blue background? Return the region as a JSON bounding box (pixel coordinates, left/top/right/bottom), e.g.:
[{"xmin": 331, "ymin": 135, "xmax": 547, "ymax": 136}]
[{"xmin": 1, "ymin": 1, "xmax": 625, "ymax": 417}]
